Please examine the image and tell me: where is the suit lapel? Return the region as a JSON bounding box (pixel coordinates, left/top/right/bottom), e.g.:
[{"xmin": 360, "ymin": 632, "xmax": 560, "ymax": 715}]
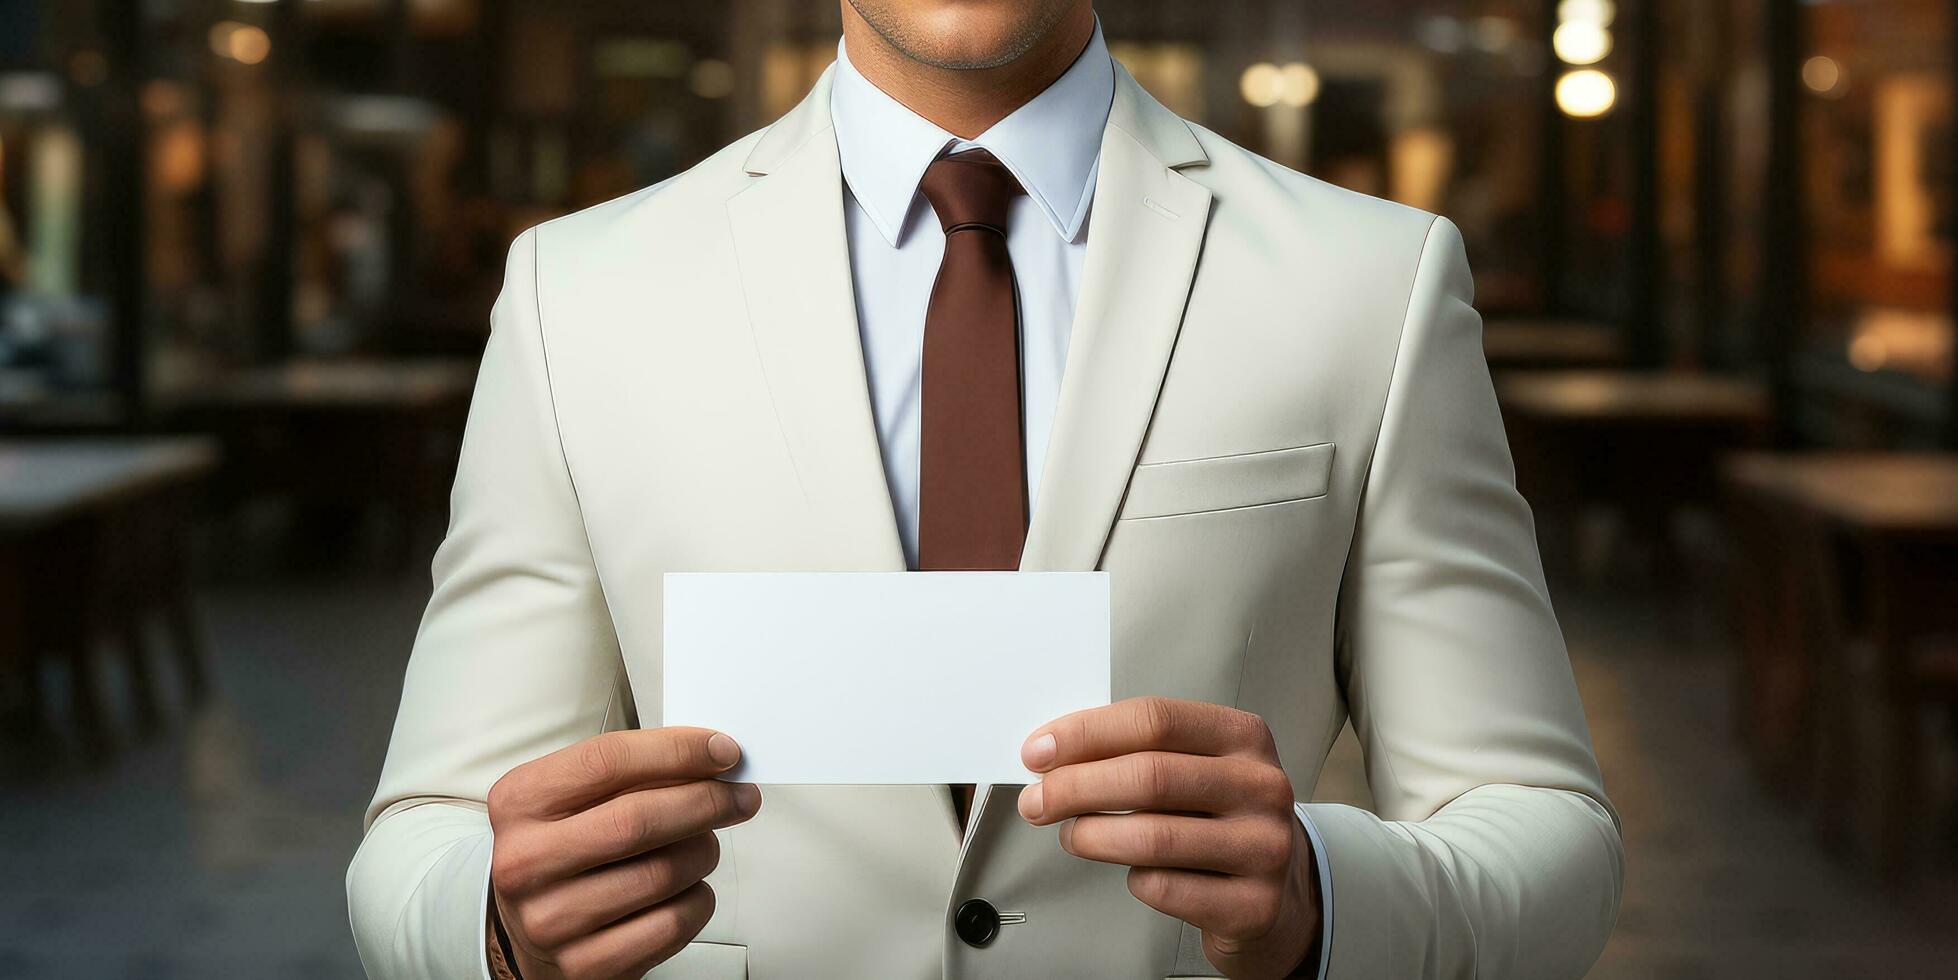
[
  {"xmin": 727, "ymin": 68, "xmax": 907, "ymax": 573},
  {"xmin": 954, "ymin": 61, "xmax": 1214, "ymax": 903},
  {"xmin": 728, "ymin": 64, "xmax": 1210, "ymax": 577},
  {"xmin": 950, "ymin": 71, "xmax": 1215, "ymax": 975},
  {"xmin": 1019, "ymin": 66, "xmax": 1214, "ymax": 573},
  {"xmin": 729, "ymin": 64, "xmax": 1215, "ymax": 846}
]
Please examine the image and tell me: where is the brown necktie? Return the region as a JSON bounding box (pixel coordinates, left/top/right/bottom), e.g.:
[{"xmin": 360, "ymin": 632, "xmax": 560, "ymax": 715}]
[
  {"xmin": 917, "ymin": 149, "xmax": 1027, "ymax": 831},
  {"xmin": 918, "ymin": 149, "xmax": 1029, "ymax": 573}
]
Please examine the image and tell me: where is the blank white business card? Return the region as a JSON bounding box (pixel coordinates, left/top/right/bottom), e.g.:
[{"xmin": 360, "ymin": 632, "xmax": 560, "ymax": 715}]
[{"xmin": 662, "ymin": 572, "xmax": 1111, "ymax": 784}]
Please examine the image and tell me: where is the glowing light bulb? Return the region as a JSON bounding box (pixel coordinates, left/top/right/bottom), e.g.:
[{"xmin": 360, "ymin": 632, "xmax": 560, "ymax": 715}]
[
  {"xmin": 1240, "ymin": 63, "xmax": 1284, "ymax": 109},
  {"xmin": 1553, "ymin": 22, "xmax": 1613, "ymax": 65},
  {"xmin": 1558, "ymin": 0, "xmax": 1617, "ymax": 27},
  {"xmin": 1279, "ymin": 63, "xmax": 1321, "ymax": 108},
  {"xmin": 1556, "ymin": 69, "xmax": 1617, "ymax": 118},
  {"xmin": 1802, "ymin": 56, "xmax": 1843, "ymax": 95}
]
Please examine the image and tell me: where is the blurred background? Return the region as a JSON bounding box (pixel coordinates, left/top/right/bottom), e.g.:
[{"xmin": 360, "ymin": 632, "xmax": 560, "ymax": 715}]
[{"xmin": 1, "ymin": 0, "xmax": 1956, "ymax": 976}]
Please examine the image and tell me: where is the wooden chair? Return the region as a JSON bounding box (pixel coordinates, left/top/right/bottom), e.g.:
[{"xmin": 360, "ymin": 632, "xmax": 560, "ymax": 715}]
[
  {"xmin": 1721, "ymin": 476, "xmax": 1823, "ymax": 800},
  {"xmin": 1807, "ymin": 522, "xmax": 1958, "ymax": 880}
]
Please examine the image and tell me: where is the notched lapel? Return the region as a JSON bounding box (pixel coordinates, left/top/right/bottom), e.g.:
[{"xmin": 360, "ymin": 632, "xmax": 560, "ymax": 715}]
[
  {"xmin": 726, "ymin": 88, "xmax": 906, "ymax": 573},
  {"xmin": 1020, "ymin": 82, "xmax": 1214, "ymax": 574},
  {"xmin": 955, "ymin": 70, "xmax": 1216, "ymax": 977}
]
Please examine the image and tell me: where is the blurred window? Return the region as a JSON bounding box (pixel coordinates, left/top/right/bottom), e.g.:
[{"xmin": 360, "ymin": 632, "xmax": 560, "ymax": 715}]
[
  {"xmin": 1548, "ymin": 0, "xmax": 1633, "ymax": 325},
  {"xmin": 1402, "ymin": 2, "xmax": 1551, "ymax": 314},
  {"xmin": 1721, "ymin": 0, "xmax": 1771, "ymax": 369},
  {"xmin": 301, "ymin": 0, "xmax": 479, "ymax": 36},
  {"xmin": 0, "ymin": 69, "xmax": 101, "ymax": 415},
  {"xmin": 1100, "ymin": 0, "xmax": 1550, "ymax": 314},
  {"xmin": 1802, "ymin": 0, "xmax": 1954, "ymax": 390},
  {"xmin": 1649, "ymin": 0, "xmax": 1772, "ymax": 370}
]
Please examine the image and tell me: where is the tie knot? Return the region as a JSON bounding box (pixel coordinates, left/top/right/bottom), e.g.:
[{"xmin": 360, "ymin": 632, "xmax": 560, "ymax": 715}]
[{"xmin": 919, "ymin": 149, "xmax": 1025, "ymax": 236}]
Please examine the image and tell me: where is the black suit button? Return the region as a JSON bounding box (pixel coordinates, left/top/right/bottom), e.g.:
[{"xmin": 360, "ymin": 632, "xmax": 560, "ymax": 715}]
[{"xmin": 955, "ymin": 898, "xmax": 1001, "ymax": 947}]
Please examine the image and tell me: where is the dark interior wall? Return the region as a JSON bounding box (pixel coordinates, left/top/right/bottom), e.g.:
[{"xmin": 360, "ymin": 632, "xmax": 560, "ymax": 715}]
[{"xmin": 0, "ymin": 0, "xmax": 38, "ymax": 65}]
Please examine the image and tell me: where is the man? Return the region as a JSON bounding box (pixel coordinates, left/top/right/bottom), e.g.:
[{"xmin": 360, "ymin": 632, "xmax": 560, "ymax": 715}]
[{"xmin": 347, "ymin": 1, "xmax": 1624, "ymax": 978}]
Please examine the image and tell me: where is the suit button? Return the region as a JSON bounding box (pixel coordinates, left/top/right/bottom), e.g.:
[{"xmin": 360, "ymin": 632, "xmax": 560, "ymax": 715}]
[{"xmin": 955, "ymin": 898, "xmax": 1001, "ymax": 947}]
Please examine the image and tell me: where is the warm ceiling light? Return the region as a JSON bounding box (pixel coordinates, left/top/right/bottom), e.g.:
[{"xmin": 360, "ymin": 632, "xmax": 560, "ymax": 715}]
[
  {"xmin": 229, "ymin": 25, "xmax": 272, "ymax": 65},
  {"xmin": 1558, "ymin": 0, "xmax": 1617, "ymax": 26},
  {"xmin": 1556, "ymin": 69, "xmax": 1617, "ymax": 118},
  {"xmin": 1849, "ymin": 333, "xmax": 1888, "ymax": 372},
  {"xmin": 1240, "ymin": 62, "xmax": 1284, "ymax": 109},
  {"xmin": 209, "ymin": 21, "xmax": 271, "ymax": 65},
  {"xmin": 688, "ymin": 59, "xmax": 735, "ymax": 100},
  {"xmin": 1802, "ymin": 55, "xmax": 1843, "ymax": 95},
  {"xmin": 1553, "ymin": 22, "xmax": 1613, "ymax": 65},
  {"xmin": 208, "ymin": 21, "xmax": 241, "ymax": 57},
  {"xmin": 1279, "ymin": 63, "xmax": 1321, "ymax": 108},
  {"xmin": 68, "ymin": 50, "xmax": 109, "ymax": 87},
  {"xmin": 1472, "ymin": 16, "xmax": 1519, "ymax": 53}
]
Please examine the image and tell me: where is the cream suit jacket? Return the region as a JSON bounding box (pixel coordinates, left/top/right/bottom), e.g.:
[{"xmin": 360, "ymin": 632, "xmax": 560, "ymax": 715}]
[{"xmin": 349, "ymin": 63, "xmax": 1625, "ymax": 980}]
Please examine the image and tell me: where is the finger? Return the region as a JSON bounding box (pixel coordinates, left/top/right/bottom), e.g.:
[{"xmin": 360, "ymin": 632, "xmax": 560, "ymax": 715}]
[
  {"xmin": 540, "ymin": 781, "xmax": 759, "ymax": 881},
  {"xmin": 1023, "ymin": 697, "xmax": 1275, "ymax": 773},
  {"xmin": 1126, "ymin": 866, "xmax": 1285, "ymax": 944},
  {"xmin": 553, "ymin": 881, "xmax": 716, "ymax": 980},
  {"xmin": 1021, "ymin": 752, "xmax": 1292, "ymax": 825},
  {"xmin": 502, "ymin": 728, "xmax": 742, "ymax": 818},
  {"xmin": 1059, "ymin": 812, "xmax": 1292, "ymax": 877},
  {"xmin": 514, "ymin": 833, "xmax": 721, "ymax": 951}
]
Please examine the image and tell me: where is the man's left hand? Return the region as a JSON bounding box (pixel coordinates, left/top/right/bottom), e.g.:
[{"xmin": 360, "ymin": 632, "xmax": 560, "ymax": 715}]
[{"xmin": 1019, "ymin": 697, "xmax": 1321, "ymax": 980}]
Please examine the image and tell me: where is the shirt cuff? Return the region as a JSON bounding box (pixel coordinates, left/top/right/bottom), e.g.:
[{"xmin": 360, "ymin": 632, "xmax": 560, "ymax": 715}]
[
  {"xmin": 480, "ymin": 854, "xmax": 507, "ymax": 980},
  {"xmin": 1293, "ymin": 802, "xmax": 1334, "ymax": 980}
]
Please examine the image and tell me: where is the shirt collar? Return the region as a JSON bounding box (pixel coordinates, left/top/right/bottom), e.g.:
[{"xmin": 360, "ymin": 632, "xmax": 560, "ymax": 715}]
[{"xmin": 831, "ymin": 19, "xmax": 1114, "ymax": 247}]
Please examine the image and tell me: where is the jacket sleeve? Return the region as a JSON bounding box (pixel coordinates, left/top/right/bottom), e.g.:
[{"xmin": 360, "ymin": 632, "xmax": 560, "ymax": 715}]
[
  {"xmin": 346, "ymin": 227, "xmax": 630, "ymax": 979},
  {"xmin": 1303, "ymin": 217, "xmax": 1625, "ymax": 980}
]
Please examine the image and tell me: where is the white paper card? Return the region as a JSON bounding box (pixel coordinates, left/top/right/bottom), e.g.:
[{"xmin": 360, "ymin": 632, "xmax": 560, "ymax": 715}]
[{"xmin": 662, "ymin": 572, "xmax": 1110, "ymax": 784}]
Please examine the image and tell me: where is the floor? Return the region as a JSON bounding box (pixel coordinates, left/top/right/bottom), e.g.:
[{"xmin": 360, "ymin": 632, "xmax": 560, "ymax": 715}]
[
  {"xmin": 0, "ymin": 573, "xmax": 422, "ymax": 979},
  {"xmin": 2, "ymin": 554, "xmax": 1955, "ymax": 978}
]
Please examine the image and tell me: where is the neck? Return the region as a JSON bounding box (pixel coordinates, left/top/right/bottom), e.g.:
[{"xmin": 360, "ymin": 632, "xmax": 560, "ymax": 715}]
[{"xmin": 840, "ymin": 6, "xmax": 1096, "ymax": 140}]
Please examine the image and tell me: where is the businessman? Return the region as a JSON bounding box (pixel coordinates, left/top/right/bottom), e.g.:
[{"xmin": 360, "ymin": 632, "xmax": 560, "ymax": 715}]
[{"xmin": 348, "ymin": 1, "xmax": 1624, "ymax": 978}]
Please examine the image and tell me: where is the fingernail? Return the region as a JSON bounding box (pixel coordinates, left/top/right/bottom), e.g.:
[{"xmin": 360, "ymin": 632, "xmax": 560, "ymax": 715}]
[
  {"xmin": 733, "ymin": 782, "xmax": 762, "ymax": 815},
  {"xmin": 1023, "ymin": 732, "xmax": 1057, "ymax": 771},
  {"xmin": 1018, "ymin": 782, "xmax": 1045, "ymax": 821},
  {"xmin": 707, "ymin": 733, "xmax": 741, "ymax": 769}
]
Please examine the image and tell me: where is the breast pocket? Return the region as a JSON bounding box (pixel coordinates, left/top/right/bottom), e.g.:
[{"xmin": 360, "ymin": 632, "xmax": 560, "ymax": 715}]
[{"xmin": 1120, "ymin": 442, "xmax": 1336, "ymax": 521}]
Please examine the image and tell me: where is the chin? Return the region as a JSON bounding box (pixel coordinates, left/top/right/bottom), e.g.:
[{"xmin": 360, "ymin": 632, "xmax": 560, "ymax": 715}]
[
  {"xmin": 908, "ymin": 29, "xmax": 1035, "ymax": 70},
  {"xmin": 851, "ymin": 0, "xmax": 1079, "ymax": 71}
]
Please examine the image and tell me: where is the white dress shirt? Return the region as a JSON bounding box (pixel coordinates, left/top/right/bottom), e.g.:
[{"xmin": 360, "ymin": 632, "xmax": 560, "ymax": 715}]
[
  {"xmin": 832, "ymin": 26, "xmax": 1109, "ymax": 571},
  {"xmin": 831, "ymin": 24, "xmax": 1335, "ymax": 979}
]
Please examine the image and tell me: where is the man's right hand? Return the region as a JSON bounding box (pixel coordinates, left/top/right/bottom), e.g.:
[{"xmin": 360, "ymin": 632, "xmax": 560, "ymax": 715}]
[{"xmin": 487, "ymin": 728, "xmax": 761, "ymax": 980}]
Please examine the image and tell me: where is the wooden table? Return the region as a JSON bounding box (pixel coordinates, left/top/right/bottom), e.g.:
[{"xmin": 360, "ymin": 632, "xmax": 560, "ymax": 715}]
[
  {"xmin": 1721, "ymin": 453, "xmax": 1958, "ymax": 878},
  {"xmin": 0, "ymin": 439, "xmax": 220, "ymax": 759},
  {"xmin": 161, "ymin": 360, "xmax": 476, "ymax": 568},
  {"xmin": 1496, "ymin": 371, "xmax": 1772, "ymax": 572},
  {"xmin": 166, "ymin": 360, "xmax": 478, "ymax": 412},
  {"xmin": 1727, "ymin": 454, "xmax": 1958, "ymax": 537},
  {"xmin": 0, "ymin": 389, "xmax": 126, "ymax": 435},
  {"xmin": 1482, "ymin": 318, "xmax": 1625, "ymax": 371},
  {"xmin": 1497, "ymin": 371, "xmax": 1770, "ymax": 424}
]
